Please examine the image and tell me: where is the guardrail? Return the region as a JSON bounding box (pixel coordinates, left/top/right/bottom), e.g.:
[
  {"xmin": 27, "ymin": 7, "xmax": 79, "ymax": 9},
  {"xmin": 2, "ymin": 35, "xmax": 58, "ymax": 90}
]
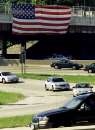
[
  {"xmin": 0, "ymin": 4, "xmax": 95, "ymax": 26},
  {"xmin": 0, "ymin": 4, "xmax": 95, "ymax": 17},
  {"xmin": 72, "ymin": 6, "xmax": 95, "ymax": 17},
  {"xmin": 0, "ymin": 3, "xmax": 11, "ymax": 15}
]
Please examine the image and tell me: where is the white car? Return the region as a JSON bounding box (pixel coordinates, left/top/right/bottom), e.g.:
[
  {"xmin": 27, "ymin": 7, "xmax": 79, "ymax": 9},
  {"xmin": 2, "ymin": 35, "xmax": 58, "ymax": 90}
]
[
  {"xmin": 45, "ymin": 77, "xmax": 70, "ymax": 91},
  {"xmin": 0, "ymin": 72, "xmax": 19, "ymax": 84},
  {"xmin": 72, "ymin": 83, "xmax": 93, "ymax": 96}
]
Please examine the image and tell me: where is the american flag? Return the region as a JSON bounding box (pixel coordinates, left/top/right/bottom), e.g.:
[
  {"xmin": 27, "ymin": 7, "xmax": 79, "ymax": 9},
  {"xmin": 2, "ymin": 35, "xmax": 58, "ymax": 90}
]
[{"xmin": 12, "ymin": 4, "xmax": 72, "ymax": 35}]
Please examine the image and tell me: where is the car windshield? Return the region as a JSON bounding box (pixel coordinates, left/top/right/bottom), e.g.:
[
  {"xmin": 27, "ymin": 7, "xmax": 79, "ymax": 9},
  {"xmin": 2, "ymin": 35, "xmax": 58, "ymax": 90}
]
[
  {"xmin": 53, "ymin": 78, "xmax": 64, "ymax": 82},
  {"xmin": 62, "ymin": 98, "xmax": 82, "ymax": 109},
  {"xmin": 76, "ymin": 84, "xmax": 90, "ymax": 88},
  {"xmin": 2, "ymin": 72, "xmax": 12, "ymax": 76}
]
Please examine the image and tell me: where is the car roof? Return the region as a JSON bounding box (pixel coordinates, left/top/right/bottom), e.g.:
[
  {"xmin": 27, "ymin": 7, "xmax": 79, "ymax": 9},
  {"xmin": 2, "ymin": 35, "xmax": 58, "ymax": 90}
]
[
  {"xmin": 48, "ymin": 77, "xmax": 63, "ymax": 79},
  {"xmin": 76, "ymin": 83, "xmax": 90, "ymax": 86}
]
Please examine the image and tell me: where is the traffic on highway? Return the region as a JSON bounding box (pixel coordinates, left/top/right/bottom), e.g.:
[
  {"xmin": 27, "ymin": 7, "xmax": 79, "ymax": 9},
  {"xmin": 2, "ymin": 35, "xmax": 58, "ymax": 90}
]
[{"xmin": 0, "ymin": 64, "xmax": 95, "ymax": 130}]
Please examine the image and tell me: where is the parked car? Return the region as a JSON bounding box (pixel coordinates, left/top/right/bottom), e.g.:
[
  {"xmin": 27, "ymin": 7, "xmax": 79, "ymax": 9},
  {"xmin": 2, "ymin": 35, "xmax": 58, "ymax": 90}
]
[
  {"xmin": 0, "ymin": 72, "xmax": 19, "ymax": 84},
  {"xmin": 84, "ymin": 63, "xmax": 95, "ymax": 73},
  {"xmin": 45, "ymin": 77, "xmax": 70, "ymax": 91},
  {"xmin": 50, "ymin": 60, "xmax": 83, "ymax": 70},
  {"xmin": 30, "ymin": 92, "xmax": 95, "ymax": 129},
  {"xmin": 72, "ymin": 83, "xmax": 93, "ymax": 97}
]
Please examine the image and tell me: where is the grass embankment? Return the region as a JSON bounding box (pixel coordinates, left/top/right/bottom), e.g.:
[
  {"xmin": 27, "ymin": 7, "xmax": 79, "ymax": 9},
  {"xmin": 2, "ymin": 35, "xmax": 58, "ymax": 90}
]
[
  {"xmin": 0, "ymin": 115, "xmax": 32, "ymax": 128},
  {"xmin": 0, "ymin": 91, "xmax": 24, "ymax": 105},
  {"xmin": 1, "ymin": 73, "xmax": 95, "ymax": 128},
  {"xmin": 0, "ymin": 92, "xmax": 26, "ymax": 128},
  {"xmin": 18, "ymin": 73, "xmax": 95, "ymax": 84}
]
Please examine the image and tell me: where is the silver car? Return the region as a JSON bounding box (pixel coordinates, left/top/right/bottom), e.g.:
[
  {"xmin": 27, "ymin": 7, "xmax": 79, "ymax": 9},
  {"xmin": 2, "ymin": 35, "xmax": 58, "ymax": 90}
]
[
  {"xmin": 45, "ymin": 77, "xmax": 70, "ymax": 91},
  {"xmin": 72, "ymin": 83, "xmax": 93, "ymax": 96},
  {"xmin": 0, "ymin": 72, "xmax": 19, "ymax": 84}
]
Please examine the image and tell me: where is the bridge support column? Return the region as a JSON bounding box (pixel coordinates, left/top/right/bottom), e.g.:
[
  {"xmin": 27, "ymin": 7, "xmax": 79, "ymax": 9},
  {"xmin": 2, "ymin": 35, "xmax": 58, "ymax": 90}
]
[
  {"xmin": 0, "ymin": 40, "xmax": 3, "ymax": 58},
  {"xmin": 2, "ymin": 40, "xmax": 7, "ymax": 58}
]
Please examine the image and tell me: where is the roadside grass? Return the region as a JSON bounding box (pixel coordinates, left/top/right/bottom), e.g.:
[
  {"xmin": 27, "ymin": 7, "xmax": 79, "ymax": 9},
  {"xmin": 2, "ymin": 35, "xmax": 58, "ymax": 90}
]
[
  {"xmin": 0, "ymin": 91, "xmax": 25, "ymax": 105},
  {"xmin": 18, "ymin": 73, "xmax": 95, "ymax": 84},
  {"xmin": 0, "ymin": 115, "xmax": 32, "ymax": 128}
]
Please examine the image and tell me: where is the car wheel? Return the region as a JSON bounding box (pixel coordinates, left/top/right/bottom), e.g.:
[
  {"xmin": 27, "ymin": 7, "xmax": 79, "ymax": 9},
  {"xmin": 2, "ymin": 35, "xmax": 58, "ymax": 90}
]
[
  {"xmin": 45, "ymin": 84, "xmax": 48, "ymax": 91},
  {"xmin": 52, "ymin": 86, "xmax": 55, "ymax": 92},
  {"xmin": 54, "ymin": 65, "xmax": 59, "ymax": 69},
  {"xmin": 31, "ymin": 125, "xmax": 36, "ymax": 130},
  {"xmin": 72, "ymin": 66, "xmax": 76, "ymax": 70},
  {"xmin": 88, "ymin": 69, "xmax": 92, "ymax": 73},
  {"xmin": 2, "ymin": 78, "xmax": 6, "ymax": 84}
]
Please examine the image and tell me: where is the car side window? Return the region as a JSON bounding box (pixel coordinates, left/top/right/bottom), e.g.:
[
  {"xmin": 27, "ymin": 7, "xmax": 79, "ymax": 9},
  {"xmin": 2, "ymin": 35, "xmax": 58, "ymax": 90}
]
[
  {"xmin": 79, "ymin": 103, "xmax": 91, "ymax": 111},
  {"xmin": 86, "ymin": 96, "xmax": 95, "ymax": 109},
  {"xmin": 79, "ymin": 104, "xmax": 85, "ymax": 111},
  {"xmin": 80, "ymin": 97, "xmax": 95, "ymax": 111}
]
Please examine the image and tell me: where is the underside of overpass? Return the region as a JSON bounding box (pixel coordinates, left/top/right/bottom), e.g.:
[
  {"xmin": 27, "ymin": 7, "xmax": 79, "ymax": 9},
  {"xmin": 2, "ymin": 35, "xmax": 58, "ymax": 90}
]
[
  {"xmin": 1, "ymin": 32, "xmax": 94, "ymax": 60},
  {"xmin": 0, "ymin": 5, "xmax": 95, "ymax": 59},
  {"xmin": 25, "ymin": 33, "xmax": 95, "ymax": 60},
  {"xmin": 0, "ymin": 25, "xmax": 95, "ymax": 60}
]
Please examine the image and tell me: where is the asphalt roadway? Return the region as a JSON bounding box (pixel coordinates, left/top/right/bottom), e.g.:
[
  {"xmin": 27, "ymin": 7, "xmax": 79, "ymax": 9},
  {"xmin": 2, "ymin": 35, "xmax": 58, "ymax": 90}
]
[
  {"xmin": 0, "ymin": 65, "xmax": 95, "ymax": 130},
  {"xmin": 1, "ymin": 64, "xmax": 95, "ymax": 75}
]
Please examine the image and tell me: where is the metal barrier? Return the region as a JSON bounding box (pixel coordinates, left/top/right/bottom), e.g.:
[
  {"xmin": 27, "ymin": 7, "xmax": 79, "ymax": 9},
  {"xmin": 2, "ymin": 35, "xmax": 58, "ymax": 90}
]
[
  {"xmin": 0, "ymin": 4, "xmax": 95, "ymax": 17},
  {"xmin": 72, "ymin": 6, "xmax": 95, "ymax": 17},
  {"xmin": 0, "ymin": 3, "xmax": 11, "ymax": 15},
  {"xmin": 0, "ymin": 4, "xmax": 95, "ymax": 26}
]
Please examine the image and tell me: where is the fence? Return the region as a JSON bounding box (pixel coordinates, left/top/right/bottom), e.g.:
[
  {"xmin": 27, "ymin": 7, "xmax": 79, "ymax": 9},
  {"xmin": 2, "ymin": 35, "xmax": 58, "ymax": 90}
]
[
  {"xmin": 72, "ymin": 6, "xmax": 95, "ymax": 17},
  {"xmin": 0, "ymin": 4, "xmax": 95, "ymax": 17},
  {"xmin": 0, "ymin": 4, "xmax": 95, "ymax": 26}
]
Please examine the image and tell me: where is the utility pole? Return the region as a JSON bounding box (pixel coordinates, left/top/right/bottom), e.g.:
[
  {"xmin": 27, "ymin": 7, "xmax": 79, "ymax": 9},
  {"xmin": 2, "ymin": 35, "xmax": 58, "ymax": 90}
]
[{"xmin": 20, "ymin": 41, "xmax": 26, "ymax": 75}]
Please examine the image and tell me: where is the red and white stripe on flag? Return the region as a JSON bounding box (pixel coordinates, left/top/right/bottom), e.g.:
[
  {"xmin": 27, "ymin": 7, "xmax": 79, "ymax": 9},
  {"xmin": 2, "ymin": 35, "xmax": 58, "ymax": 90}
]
[{"xmin": 12, "ymin": 4, "xmax": 72, "ymax": 35}]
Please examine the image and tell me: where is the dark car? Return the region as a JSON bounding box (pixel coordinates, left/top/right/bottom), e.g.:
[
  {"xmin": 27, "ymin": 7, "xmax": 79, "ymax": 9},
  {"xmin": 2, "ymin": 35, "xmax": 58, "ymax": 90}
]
[
  {"xmin": 84, "ymin": 63, "xmax": 95, "ymax": 73},
  {"xmin": 50, "ymin": 60, "xmax": 83, "ymax": 70},
  {"xmin": 30, "ymin": 93, "xmax": 95, "ymax": 129}
]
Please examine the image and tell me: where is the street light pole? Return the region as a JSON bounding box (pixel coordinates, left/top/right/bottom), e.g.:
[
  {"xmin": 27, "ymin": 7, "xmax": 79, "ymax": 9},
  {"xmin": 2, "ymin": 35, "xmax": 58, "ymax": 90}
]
[
  {"xmin": 84, "ymin": 0, "xmax": 85, "ymax": 7},
  {"xmin": 83, "ymin": 0, "xmax": 86, "ymax": 16}
]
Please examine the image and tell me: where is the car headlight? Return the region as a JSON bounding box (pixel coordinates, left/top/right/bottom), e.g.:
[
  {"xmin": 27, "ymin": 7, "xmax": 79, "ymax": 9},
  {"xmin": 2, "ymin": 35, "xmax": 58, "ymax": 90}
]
[{"xmin": 38, "ymin": 116, "xmax": 48, "ymax": 125}]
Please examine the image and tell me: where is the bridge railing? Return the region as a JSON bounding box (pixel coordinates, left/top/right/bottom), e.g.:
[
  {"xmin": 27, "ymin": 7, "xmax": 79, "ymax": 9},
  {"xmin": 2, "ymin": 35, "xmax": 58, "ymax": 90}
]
[
  {"xmin": 70, "ymin": 6, "xmax": 95, "ymax": 26},
  {"xmin": 0, "ymin": 4, "xmax": 95, "ymax": 25},
  {"xmin": 0, "ymin": 4, "xmax": 95, "ymax": 17},
  {"xmin": 0, "ymin": 3, "xmax": 11, "ymax": 15},
  {"xmin": 72, "ymin": 6, "xmax": 95, "ymax": 17}
]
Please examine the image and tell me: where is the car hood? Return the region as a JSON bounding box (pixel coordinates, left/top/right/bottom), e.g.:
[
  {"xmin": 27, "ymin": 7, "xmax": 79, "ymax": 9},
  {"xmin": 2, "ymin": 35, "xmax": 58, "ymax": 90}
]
[
  {"xmin": 36, "ymin": 107, "xmax": 69, "ymax": 117},
  {"xmin": 54, "ymin": 82, "xmax": 69, "ymax": 85},
  {"xmin": 3, "ymin": 75, "xmax": 17, "ymax": 78}
]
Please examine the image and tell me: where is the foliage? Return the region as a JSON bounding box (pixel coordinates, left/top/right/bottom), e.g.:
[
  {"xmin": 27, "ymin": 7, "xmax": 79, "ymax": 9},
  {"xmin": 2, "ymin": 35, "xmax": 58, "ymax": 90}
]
[
  {"xmin": 18, "ymin": 73, "xmax": 95, "ymax": 84},
  {"xmin": 0, "ymin": 115, "xmax": 32, "ymax": 128},
  {"xmin": 0, "ymin": 0, "xmax": 95, "ymax": 6},
  {"xmin": 0, "ymin": 91, "xmax": 25, "ymax": 104}
]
